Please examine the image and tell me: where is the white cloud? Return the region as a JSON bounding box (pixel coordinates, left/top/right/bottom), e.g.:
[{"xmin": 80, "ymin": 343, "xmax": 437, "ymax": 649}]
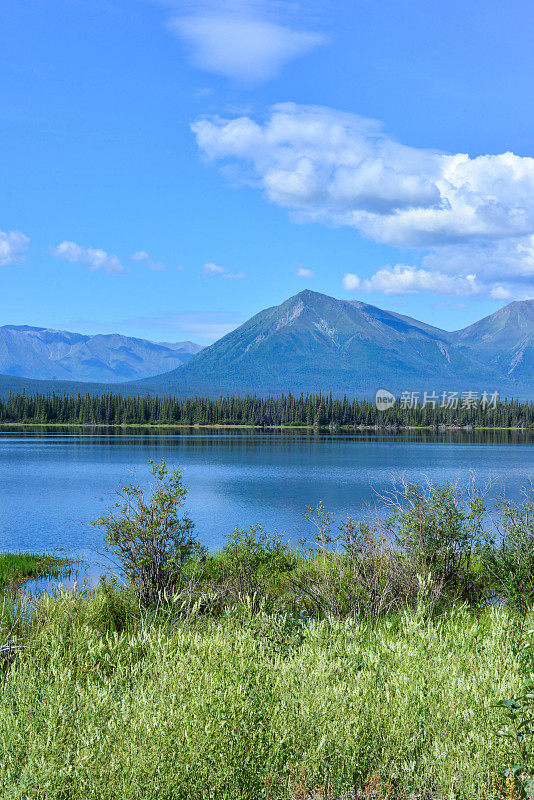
[
  {"xmin": 172, "ymin": 16, "xmax": 325, "ymax": 82},
  {"xmin": 202, "ymin": 261, "xmax": 245, "ymax": 279},
  {"xmin": 130, "ymin": 250, "xmax": 166, "ymax": 271},
  {"xmin": 490, "ymin": 285, "xmax": 513, "ymax": 300},
  {"xmin": 203, "ymin": 261, "xmax": 225, "ymax": 275},
  {"xmin": 342, "ymin": 273, "xmax": 360, "ymax": 291},
  {"xmin": 165, "ymin": 1, "xmax": 326, "ymax": 83},
  {"xmin": 434, "ymin": 301, "xmax": 468, "ymax": 310},
  {"xmin": 296, "ymin": 267, "xmax": 314, "ymax": 278},
  {"xmin": 342, "ymin": 264, "xmax": 520, "ymax": 300},
  {"xmin": 193, "ymin": 103, "xmax": 534, "ymax": 300},
  {"xmin": 345, "ymin": 266, "xmax": 482, "ymax": 297},
  {"xmin": 193, "ymin": 104, "xmax": 534, "ymax": 246},
  {"xmin": 51, "ymin": 241, "xmax": 124, "ymax": 274},
  {"xmin": 0, "ymin": 229, "xmax": 29, "ymax": 265}
]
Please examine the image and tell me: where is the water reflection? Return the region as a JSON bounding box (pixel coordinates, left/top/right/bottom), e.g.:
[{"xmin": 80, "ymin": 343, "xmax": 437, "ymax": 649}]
[{"xmin": 1, "ymin": 429, "xmax": 533, "ymax": 562}]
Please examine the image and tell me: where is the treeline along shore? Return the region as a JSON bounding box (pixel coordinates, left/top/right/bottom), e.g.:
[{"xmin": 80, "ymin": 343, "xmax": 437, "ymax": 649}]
[{"xmin": 1, "ymin": 391, "xmax": 534, "ymax": 428}]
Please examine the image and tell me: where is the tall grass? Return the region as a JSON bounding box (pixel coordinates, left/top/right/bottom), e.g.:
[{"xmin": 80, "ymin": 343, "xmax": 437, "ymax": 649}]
[
  {"xmin": 0, "ymin": 551, "xmax": 71, "ymax": 590},
  {"xmin": 0, "ymin": 586, "xmax": 531, "ymax": 799},
  {"xmin": 2, "ymin": 470, "xmax": 534, "ymax": 798}
]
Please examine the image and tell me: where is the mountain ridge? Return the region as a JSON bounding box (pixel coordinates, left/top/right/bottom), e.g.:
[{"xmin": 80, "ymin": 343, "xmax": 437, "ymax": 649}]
[
  {"xmin": 1, "ymin": 291, "xmax": 533, "ymax": 400},
  {"xmin": 140, "ymin": 290, "xmax": 516, "ymax": 398},
  {"xmin": 450, "ymin": 300, "xmax": 534, "ymax": 382},
  {"xmin": 0, "ymin": 325, "xmax": 202, "ymax": 383}
]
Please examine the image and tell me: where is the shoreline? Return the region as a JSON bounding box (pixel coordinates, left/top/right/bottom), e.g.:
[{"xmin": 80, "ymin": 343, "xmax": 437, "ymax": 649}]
[{"xmin": 0, "ymin": 421, "xmax": 533, "ymax": 432}]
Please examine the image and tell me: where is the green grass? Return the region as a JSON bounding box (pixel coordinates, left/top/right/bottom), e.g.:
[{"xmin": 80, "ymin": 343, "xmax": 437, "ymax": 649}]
[
  {"xmin": 0, "ymin": 421, "xmax": 532, "ymax": 431},
  {"xmin": 0, "ymin": 551, "xmax": 72, "ymax": 590},
  {"xmin": 2, "ymin": 474, "xmax": 533, "ymax": 798},
  {"xmin": 0, "ymin": 585, "xmax": 532, "ymax": 799}
]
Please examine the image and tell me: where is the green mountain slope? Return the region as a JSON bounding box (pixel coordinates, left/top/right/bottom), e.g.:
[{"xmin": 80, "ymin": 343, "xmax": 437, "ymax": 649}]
[
  {"xmin": 0, "ymin": 373, "xmax": 148, "ymax": 400},
  {"xmin": 3, "ymin": 292, "xmax": 533, "ymax": 401},
  {"xmin": 141, "ymin": 290, "xmax": 511, "ymax": 398}
]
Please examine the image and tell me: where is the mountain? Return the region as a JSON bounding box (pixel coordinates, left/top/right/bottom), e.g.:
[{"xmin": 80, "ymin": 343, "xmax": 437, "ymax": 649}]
[
  {"xmin": 3, "ymin": 292, "xmax": 533, "ymax": 401},
  {"xmin": 0, "ymin": 325, "xmax": 202, "ymax": 383},
  {"xmin": 450, "ymin": 300, "xmax": 534, "ymax": 383},
  {"xmin": 141, "ymin": 290, "xmax": 512, "ymax": 398}
]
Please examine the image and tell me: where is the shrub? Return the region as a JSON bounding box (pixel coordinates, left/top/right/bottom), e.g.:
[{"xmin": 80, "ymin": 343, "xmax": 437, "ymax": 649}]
[
  {"xmin": 291, "ymin": 504, "xmax": 418, "ymax": 620},
  {"xmin": 221, "ymin": 523, "xmax": 296, "ymax": 597},
  {"xmin": 94, "ymin": 460, "xmax": 206, "ymax": 606},
  {"xmin": 384, "ymin": 478, "xmax": 487, "ymax": 600},
  {"xmin": 484, "ymin": 498, "xmax": 534, "ymax": 614},
  {"xmin": 495, "ymin": 677, "xmax": 534, "ymax": 798}
]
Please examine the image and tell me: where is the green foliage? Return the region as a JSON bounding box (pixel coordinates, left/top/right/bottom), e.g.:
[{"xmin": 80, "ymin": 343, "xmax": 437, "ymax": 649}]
[
  {"xmin": 1, "ymin": 389, "xmax": 534, "ymax": 430},
  {"xmin": 293, "ymin": 504, "xmax": 417, "ymax": 620},
  {"xmin": 495, "ymin": 678, "xmax": 534, "ymax": 798},
  {"xmin": 6, "ymin": 471, "xmax": 534, "ymax": 797},
  {"xmin": 484, "ymin": 499, "xmax": 534, "ymax": 614},
  {"xmin": 222, "ymin": 524, "xmax": 296, "ymax": 595},
  {"xmin": 89, "ymin": 467, "xmax": 534, "ymax": 620},
  {"xmin": 0, "ymin": 591, "xmax": 529, "ymax": 799},
  {"xmin": 93, "ymin": 460, "xmax": 206, "ymax": 606},
  {"xmin": 385, "ymin": 479, "xmax": 487, "ymax": 599},
  {"xmin": 0, "ymin": 551, "xmax": 71, "ymax": 590}
]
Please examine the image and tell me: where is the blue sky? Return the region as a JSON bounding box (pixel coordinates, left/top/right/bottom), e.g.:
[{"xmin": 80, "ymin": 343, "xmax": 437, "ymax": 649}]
[{"xmin": 1, "ymin": 0, "xmax": 534, "ymax": 344}]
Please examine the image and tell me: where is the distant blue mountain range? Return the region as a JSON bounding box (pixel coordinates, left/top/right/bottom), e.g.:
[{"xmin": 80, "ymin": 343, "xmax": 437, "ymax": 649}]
[
  {"xmin": 1, "ymin": 291, "xmax": 533, "ymax": 399},
  {"xmin": 0, "ymin": 325, "xmax": 202, "ymax": 383}
]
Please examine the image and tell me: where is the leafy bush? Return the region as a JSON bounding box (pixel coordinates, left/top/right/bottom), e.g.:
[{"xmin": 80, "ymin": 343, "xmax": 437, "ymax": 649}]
[
  {"xmin": 94, "ymin": 460, "xmax": 206, "ymax": 606},
  {"xmin": 221, "ymin": 523, "xmax": 296, "ymax": 597},
  {"xmin": 291, "ymin": 504, "xmax": 418, "ymax": 620},
  {"xmin": 484, "ymin": 498, "xmax": 534, "ymax": 614},
  {"xmin": 384, "ymin": 479, "xmax": 487, "ymax": 600}
]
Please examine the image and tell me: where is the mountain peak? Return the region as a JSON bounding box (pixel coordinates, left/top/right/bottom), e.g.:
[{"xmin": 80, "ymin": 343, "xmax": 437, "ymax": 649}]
[
  {"xmin": 501, "ymin": 298, "xmax": 534, "ymax": 318},
  {"xmin": 144, "ymin": 289, "xmax": 510, "ymax": 397},
  {"xmin": 451, "ymin": 298, "xmax": 534, "ymax": 380},
  {"xmin": 286, "ymin": 288, "xmax": 340, "ymax": 306}
]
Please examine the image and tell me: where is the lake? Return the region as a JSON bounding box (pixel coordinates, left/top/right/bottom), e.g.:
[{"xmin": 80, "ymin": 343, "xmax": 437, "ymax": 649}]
[{"xmin": 1, "ymin": 428, "xmax": 534, "ymax": 569}]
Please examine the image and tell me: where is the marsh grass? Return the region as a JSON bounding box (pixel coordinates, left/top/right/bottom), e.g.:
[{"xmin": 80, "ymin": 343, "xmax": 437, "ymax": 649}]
[
  {"xmin": 3, "ymin": 471, "xmax": 534, "ymax": 798},
  {"xmin": 0, "ymin": 583, "xmax": 532, "ymax": 800},
  {"xmin": 0, "ymin": 551, "xmax": 72, "ymax": 590}
]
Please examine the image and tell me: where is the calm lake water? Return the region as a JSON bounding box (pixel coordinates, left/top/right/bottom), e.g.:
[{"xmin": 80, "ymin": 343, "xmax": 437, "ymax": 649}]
[{"xmin": 1, "ymin": 429, "xmax": 534, "ymax": 569}]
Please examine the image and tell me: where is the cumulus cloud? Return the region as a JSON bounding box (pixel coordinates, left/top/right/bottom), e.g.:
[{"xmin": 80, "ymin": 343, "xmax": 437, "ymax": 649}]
[
  {"xmin": 193, "ymin": 102, "xmax": 534, "ymax": 299},
  {"xmin": 130, "ymin": 251, "xmax": 166, "ymax": 271},
  {"xmin": 0, "ymin": 229, "xmax": 29, "ymax": 266},
  {"xmin": 296, "ymin": 267, "xmax": 314, "ymax": 278},
  {"xmin": 166, "ymin": 1, "xmax": 326, "ymax": 83},
  {"xmin": 342, "ymin": 273, "xmax": 360, "ymax": 291},
  {"xmin": 51, "ymin": 241, "xmax": 124, "ymax": 274},
  {"xmin": 344, "ymin": 266, "xmax": 481, "ymax": 297},
  {"xmin": 202, "ymin": 261, "xmax": 245, "ymax": 279},
  {"xmin": 343, "ymin": 264, "xmax": 515, "ymax": 300},
  {"xmin": 490, "ymin": 285, "xmax": 513, "ymax": 300}
]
